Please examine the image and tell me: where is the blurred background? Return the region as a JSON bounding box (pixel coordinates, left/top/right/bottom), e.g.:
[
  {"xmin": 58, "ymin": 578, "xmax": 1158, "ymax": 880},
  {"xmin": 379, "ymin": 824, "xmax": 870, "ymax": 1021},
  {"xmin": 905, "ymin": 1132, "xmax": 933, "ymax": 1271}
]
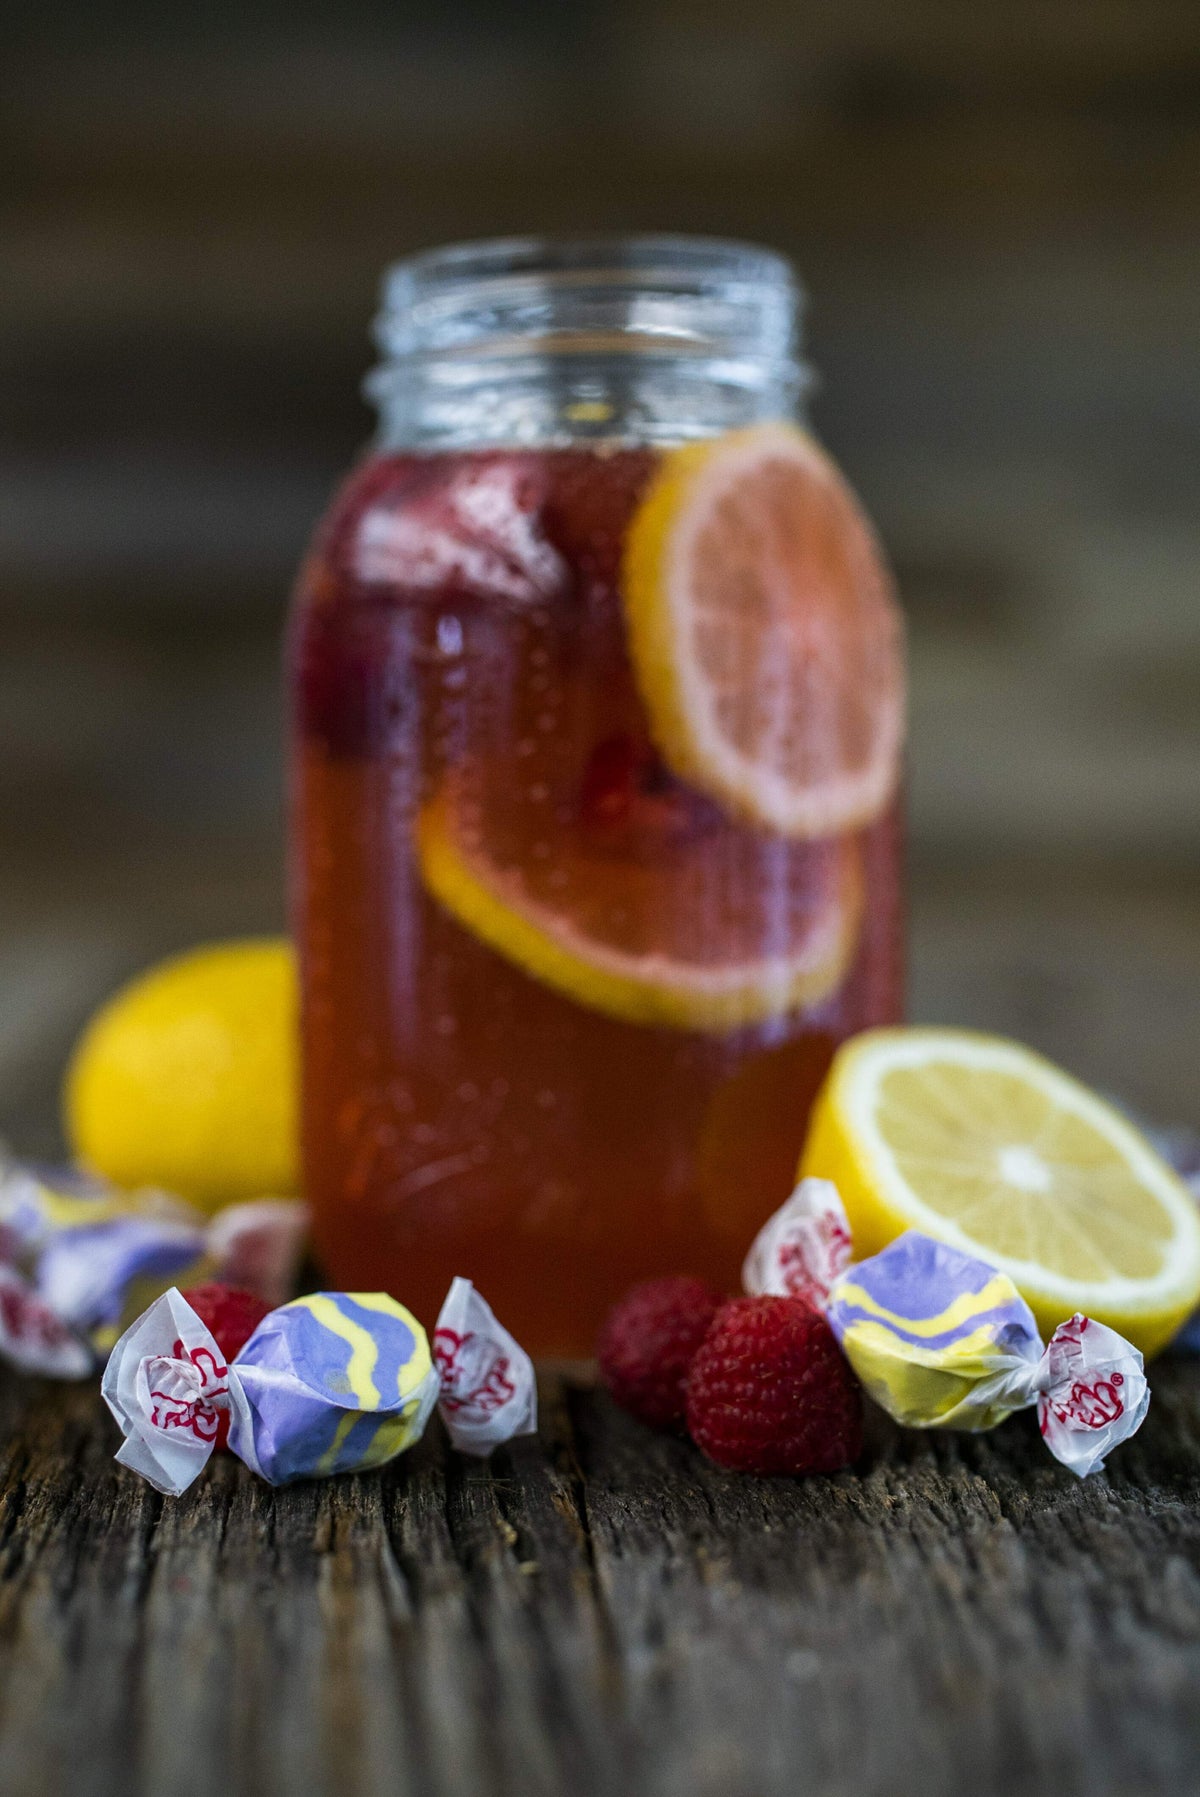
[{"xmin": 2, "ymin": 0, "xmax": 1198, "ymax": 1152}]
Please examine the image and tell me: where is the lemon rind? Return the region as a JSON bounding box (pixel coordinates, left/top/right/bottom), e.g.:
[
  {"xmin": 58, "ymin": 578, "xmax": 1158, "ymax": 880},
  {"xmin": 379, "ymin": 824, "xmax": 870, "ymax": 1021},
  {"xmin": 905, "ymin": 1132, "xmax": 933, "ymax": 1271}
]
[
  {"xmin": 415, "ymin": 790, "xmax": 862, "ymax": 1034},
  {"xmin": 622, "ymin": 423, "xmax": 905, "ymax": 841}
]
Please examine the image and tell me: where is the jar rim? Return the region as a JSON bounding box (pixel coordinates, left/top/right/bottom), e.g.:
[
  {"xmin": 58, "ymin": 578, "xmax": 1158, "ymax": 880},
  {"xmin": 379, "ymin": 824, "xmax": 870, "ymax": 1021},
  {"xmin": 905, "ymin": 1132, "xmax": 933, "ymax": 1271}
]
[
  {"xmin": 375, "ymin": 233, "xmax": 802, "ymax": 363},
  {"xmin": 382, "ymin": 232, "xmax": 798, "ymax": 295},
  {"xmin": 369, "ymin": 234, "xmax": 807, "ymax": 449}
]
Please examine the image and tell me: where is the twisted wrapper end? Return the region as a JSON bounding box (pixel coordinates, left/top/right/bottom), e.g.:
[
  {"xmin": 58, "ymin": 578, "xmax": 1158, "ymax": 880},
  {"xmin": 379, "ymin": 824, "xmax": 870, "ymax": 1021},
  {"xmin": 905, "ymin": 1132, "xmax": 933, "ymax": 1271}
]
[
  {"xmin": 741, "ymin": 1178, "xmax": 853, "ymax": 1308},
  {"xmin": 102, "ymin": 1288, "xmax": 236, "ymax": 1496},
  {"xmin": 0, "ymin": 1264, "xmax": 94, "ymax": 1378},
  {"xmin": 1032, "ymin": 1313, "xmax": 1150, "ymax": 1479},
  {"xmin": 434, "ymin": 1278, "xmax": 537, "ymax": 1456},
  {"xmin": 205, "ymin": 1200, "xmax": 310, "ymax": 1310}
]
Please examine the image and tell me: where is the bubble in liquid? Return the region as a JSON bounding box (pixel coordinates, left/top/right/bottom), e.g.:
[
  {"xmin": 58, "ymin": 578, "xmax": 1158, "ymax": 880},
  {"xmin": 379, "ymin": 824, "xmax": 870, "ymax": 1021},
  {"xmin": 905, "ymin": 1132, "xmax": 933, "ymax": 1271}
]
[{"xmin": 435, "ymin": 1013, "xmax": 458, "ymax": 1037}]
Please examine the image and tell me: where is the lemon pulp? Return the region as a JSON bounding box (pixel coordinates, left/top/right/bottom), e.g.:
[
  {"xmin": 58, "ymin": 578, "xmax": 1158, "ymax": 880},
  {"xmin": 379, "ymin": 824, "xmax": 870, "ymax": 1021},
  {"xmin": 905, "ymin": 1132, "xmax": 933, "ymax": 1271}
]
[{"xmin": 622, "ymin": 423, "xmax": 904, "ymax": 839}]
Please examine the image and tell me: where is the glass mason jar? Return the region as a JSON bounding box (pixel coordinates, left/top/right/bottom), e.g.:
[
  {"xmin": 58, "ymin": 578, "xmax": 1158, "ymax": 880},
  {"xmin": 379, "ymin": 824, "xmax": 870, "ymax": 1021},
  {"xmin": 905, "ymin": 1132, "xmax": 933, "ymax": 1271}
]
[{"xmin": 288, "ymin": 236, "xmax": 904, "ymax": 1356}]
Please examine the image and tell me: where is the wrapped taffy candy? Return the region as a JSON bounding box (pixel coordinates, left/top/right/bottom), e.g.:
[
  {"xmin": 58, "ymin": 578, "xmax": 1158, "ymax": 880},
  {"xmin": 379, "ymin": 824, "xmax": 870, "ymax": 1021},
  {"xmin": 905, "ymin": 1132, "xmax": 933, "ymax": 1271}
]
[
  {"xmin": 740, "ymin": 1177, "xmax": 852, "ymax": 1307},
  {"xmin": 434, "ymin": 1276, "xmax": 538, "ymax": 1455},
  {"xmin": 103, "ymin": 1278, "xmax": 537, "ymax": 1494},
  {"xmin": 0, "ymin": 1153, "xmax": 307, "ymax": 1376},
  {"xmin": 744, "ymin": 1179, "xmax": 1150, "ymax": 1478},
  {"xmin": 0, "ymin": 1264, "xmax": 93, "ymax": 1378}
]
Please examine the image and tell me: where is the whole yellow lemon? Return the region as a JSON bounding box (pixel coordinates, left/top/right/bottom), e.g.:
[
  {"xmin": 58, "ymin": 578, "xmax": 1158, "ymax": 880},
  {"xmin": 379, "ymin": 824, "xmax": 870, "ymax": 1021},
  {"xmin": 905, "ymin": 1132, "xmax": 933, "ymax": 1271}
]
[{"xmin": 64, "ymin": 939, "xmax": 299, "ymax": 1212}]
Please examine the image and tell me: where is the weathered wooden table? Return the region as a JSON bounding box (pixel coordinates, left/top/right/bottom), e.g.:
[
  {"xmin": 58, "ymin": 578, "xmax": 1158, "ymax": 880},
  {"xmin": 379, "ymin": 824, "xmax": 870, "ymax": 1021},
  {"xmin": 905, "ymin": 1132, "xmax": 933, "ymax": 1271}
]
[{"xmin": 2, "ymin": 1354, "xmax": 1199, "ymax": 1797}]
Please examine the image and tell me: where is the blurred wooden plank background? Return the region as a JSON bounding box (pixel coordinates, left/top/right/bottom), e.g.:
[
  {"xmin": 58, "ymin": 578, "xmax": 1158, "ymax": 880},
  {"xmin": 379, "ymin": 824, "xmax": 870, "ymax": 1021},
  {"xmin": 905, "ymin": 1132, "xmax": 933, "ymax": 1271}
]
[{"xmin": 1, "ymin": 0, "xmax": 1198, "ymax": 1150}]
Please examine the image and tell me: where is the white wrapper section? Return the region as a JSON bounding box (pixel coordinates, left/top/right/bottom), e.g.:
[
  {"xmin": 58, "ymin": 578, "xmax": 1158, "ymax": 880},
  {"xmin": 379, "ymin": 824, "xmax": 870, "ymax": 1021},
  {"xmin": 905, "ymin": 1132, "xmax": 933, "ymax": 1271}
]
[
  {"xmin": 1032, "ymin": 1314, "xmax": 1150, "ymax": 1479},
  {"xmin": 102, "ymin": 1289, "xmax": 232, "ymax": 1496},
  {"xmin": 0, "ymin": 1264, "xmax": 94, "ymax": 1378},
  {"xmin": 434, "ymin": 1277, "xmax": 537, "ymax": 1455},
  {"xmin": 741, "ymin": 1178, "xmax": 854, "ymax": 1308},
  {"xmin": 206, "ymin": 1200, "xmax": 311, "ymax": 1309}
]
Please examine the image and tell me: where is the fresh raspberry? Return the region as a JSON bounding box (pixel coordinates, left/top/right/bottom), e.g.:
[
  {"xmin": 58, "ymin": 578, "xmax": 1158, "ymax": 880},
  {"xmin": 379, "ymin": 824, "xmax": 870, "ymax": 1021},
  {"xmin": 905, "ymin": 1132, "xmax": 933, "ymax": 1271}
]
[
  {"xmin": 181, "ymin": 1282, "xmax": 272, "ymax": 1360},
  {"xmin": 597, "ymin": 1276, "xmax": 723, "ymax": 1431},
  {"xmin": 686, "ymin": 1295, "xmax": 862, "ymax": 1476},
  {"xmin": 180, "ymin": 1283, "xmax": 272, "ymax": 1450}
]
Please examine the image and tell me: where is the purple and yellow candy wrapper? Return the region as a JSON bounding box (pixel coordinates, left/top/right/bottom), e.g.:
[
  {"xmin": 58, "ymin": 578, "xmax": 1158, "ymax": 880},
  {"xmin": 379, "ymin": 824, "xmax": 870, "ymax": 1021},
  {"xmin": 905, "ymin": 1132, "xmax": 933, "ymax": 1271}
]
[
  {"xmin": 743, "ymin": 1179, "xmax": 1150, "ymax": 1478},
  {"xmin": 103, "ymin": 1278, "xmax": 537, "ymax": 1495},
  {"xmin": 0, "ymin": 1154, "xmax": 308, "ymax": 1376}
]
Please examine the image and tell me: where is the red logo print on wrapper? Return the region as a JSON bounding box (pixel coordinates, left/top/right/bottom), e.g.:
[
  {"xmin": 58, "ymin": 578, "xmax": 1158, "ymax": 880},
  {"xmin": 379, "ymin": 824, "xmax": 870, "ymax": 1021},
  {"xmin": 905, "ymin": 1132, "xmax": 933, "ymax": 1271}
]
[
  {"xmin": 434, "ymin": 1278, "xmax": 537, "ymax": 1454},
  {"xmin": 145, "ymin": 1337, "xmax": 229, "ymax": 1444},
  {"xmin": 0, "ymin": 1264, "xmax": 94, "ymax": 1378},
  {"xmin": 435, "ymin": 1327, "xmax": 517, "ymax": 1421},
  {"xmin": 101, "ymin": 1288, "xmax": 247, "ymax": 1495},
  {"xmin": 1042, "ymin": 1373, "xmax": 1126, "ymax": 1433},
  {"xmin": 1037, "ymin": 1314, "xmax": 1125, "ymax": 1434},
  {"xmin": 741, "ymin": 1179, "xmax": 853, "ymax": 1309},
  {"xmin": 1033, "ymin": 1313, "xmax": 1149, "ymax": 1478}
]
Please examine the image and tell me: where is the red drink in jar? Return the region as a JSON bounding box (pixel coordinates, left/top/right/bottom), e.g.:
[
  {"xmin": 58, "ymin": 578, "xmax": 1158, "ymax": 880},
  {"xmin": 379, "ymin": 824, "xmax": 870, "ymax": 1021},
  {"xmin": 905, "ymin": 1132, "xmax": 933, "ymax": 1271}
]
[{"xmin": 289, "ymin": 240, "xmax": 904, "ymax": 1355}]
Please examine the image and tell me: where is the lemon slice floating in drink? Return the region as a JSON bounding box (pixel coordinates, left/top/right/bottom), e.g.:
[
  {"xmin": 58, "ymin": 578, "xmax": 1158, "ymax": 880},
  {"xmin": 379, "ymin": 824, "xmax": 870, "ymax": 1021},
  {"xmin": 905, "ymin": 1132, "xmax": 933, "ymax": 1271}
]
[
  {"xmin": 415, "ymin": 769, "xmax": 862, "ymax": 1033},
  {"xmin": 801, "ymin": 1027, "xmax": 1200, "ymax": 1356},
  {"xmin": 622, "ymin": 423, "xmax": 904, "ymax": 838}
]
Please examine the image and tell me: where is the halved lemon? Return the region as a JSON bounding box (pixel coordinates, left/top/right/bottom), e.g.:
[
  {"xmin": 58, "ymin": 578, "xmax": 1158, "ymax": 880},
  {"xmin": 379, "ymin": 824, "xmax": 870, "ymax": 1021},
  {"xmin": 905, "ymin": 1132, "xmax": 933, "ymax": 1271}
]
[
  {"xmin": 415, "ymin": 774, "xmax": 862, "ymax": 1033},
  {"xmin": 800, "ymin": 1027, "xmax": 1200, "ymax": 1356},
  {"xmin": 622, "ymin": 423, "xmax": 905, "ymax": 839}
]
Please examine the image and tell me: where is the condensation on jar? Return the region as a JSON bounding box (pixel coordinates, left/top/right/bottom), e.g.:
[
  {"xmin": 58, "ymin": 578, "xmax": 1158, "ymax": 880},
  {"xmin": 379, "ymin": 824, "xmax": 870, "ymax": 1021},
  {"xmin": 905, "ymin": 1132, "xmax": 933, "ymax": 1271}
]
[{"xmin": 287, "ymin": 236, "xmax": 905, "ymax": 1357}]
